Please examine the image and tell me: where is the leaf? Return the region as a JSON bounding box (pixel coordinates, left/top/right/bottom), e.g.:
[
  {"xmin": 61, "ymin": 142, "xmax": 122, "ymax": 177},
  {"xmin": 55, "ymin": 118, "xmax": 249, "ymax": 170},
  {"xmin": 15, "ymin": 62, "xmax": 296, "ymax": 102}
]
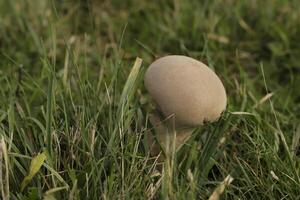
[{"xmin": 21, "ymin": 152, "xmax": 47, "ymax": 191}]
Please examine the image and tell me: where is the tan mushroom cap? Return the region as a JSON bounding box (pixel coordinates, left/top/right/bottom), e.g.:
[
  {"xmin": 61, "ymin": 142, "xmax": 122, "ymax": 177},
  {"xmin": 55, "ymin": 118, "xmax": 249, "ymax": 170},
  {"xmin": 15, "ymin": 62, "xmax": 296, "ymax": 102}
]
[{"xmin": 144, "ymin": 55, "xmax": 227, "ymax": 127}]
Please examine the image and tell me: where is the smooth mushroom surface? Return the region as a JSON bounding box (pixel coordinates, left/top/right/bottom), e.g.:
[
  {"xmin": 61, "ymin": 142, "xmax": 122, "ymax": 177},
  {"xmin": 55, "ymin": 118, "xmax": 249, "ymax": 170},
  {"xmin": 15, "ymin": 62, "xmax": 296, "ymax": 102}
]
[
  {"xmin": 144, "ymin": 55, "xmax": 227, "ymax": 158},
  {"xmin": 145, "ymin": 55, "xmax": 227, "ymax": 128}
]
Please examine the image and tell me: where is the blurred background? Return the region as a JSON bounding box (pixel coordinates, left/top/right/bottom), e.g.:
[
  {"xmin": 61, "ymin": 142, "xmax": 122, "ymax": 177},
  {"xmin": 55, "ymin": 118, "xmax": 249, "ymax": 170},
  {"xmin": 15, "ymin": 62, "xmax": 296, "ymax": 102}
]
[{"xmin": 1, "ymin": 0, "xmax": 300, "ymax": 105}]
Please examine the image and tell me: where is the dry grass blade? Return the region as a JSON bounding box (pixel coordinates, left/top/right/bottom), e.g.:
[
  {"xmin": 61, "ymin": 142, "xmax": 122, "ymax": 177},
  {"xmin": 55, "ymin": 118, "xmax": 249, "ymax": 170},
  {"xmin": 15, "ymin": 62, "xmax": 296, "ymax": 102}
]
[
  {"xmin": 253, "ymin": 92, "xmax": 274, "ymax": 108},
  {"xmin": 0, "ymin": 138, "xmax": 9, "ymax": 200},
  {"xmin": 147, "ymin": 176, "xmax": 163, "ymax": 200},
  {"xmin": 208, "ymin": 175, "xmax": 234, "ymax": 200},
  {"xmin": 230, "ymin": 111, "xmax": 255, "ymax": 116},
  {"xmin": 292, "ymin": 124, "xmax": 300, "ymax": 157}
]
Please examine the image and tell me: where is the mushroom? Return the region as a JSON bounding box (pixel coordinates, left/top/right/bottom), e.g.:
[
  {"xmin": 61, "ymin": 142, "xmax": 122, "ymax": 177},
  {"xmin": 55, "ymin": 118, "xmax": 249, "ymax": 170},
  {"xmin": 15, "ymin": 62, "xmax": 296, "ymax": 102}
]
[{"xmin": 144, "ymin": 55, "xmax": 227, "ymax": 158}]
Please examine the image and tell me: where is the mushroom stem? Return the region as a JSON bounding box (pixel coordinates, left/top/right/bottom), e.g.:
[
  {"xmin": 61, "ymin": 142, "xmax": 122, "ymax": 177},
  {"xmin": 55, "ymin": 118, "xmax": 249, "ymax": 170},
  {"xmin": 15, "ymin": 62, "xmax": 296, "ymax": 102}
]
[{"xmin": 146, "ymin": 111, "xmax": 194, "ymax": 159}]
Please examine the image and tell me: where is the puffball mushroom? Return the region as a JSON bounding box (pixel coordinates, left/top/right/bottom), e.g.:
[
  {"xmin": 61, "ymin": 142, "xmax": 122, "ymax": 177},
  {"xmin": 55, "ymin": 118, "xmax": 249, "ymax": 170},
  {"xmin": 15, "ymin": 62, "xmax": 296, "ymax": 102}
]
[{"xmin": 144, "ymin": 55, "xmax": 227, "ymax": 157}]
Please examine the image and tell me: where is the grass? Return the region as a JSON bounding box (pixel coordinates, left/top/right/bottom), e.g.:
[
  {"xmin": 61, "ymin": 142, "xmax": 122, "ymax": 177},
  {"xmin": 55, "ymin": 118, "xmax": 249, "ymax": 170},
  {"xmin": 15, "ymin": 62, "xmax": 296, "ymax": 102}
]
[{"xmin": 1, "ymin": 0, "xmax": 300, "ymax": 199}]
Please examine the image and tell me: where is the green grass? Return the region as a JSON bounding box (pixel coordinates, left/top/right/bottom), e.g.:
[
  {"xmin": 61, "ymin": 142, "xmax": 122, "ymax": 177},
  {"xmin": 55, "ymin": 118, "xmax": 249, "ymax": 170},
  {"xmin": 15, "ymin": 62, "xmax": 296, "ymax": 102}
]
[{"xmin": 1, "ymin": 0, "xmax": 300, "ymax": 199}]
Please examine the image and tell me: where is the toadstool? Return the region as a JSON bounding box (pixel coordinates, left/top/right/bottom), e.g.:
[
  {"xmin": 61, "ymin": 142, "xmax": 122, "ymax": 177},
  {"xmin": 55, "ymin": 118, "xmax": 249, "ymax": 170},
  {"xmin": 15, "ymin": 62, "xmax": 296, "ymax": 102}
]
[{"xmin": 144, "ymin": 55, "xmax": 227, "ymax": 158}]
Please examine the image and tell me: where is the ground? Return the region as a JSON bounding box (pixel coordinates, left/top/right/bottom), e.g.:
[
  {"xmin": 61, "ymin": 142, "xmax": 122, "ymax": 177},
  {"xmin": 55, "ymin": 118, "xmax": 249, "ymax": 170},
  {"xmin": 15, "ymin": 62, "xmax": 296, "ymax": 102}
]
[{"xmin": 1, "ymin": 0, "xmax": 300, "ymax": 199}]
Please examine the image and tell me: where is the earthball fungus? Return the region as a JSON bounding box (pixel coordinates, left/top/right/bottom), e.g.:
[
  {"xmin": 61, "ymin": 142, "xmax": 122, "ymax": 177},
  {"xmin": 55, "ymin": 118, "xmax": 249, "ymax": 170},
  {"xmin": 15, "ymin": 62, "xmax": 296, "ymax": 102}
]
[{"xmin": 144, "ymin": 55, "xmax": 227, "ymax": 157}]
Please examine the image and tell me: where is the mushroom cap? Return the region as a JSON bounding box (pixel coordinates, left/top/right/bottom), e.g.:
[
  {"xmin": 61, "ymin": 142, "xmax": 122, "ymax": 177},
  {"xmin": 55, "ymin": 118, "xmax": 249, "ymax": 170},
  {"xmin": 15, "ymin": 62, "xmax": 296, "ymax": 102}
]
[{"xmin": 144, "ymin": 55, "xmax": 227, "ymax": 127}]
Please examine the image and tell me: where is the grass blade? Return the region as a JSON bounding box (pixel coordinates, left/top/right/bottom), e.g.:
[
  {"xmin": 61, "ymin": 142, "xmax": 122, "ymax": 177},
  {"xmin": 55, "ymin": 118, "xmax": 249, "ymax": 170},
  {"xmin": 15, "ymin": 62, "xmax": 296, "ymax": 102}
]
[{"xmin": 21, "ymin": 152, "xmax": 47, "ymax": 192}]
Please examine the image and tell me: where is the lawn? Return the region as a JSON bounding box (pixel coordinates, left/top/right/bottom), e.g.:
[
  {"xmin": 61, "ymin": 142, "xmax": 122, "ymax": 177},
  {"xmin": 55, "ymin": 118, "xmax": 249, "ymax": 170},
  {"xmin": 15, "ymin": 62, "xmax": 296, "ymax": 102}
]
[{"xmin": 1, "ymin": 0, "xmax": 300, "ymax": 199}]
